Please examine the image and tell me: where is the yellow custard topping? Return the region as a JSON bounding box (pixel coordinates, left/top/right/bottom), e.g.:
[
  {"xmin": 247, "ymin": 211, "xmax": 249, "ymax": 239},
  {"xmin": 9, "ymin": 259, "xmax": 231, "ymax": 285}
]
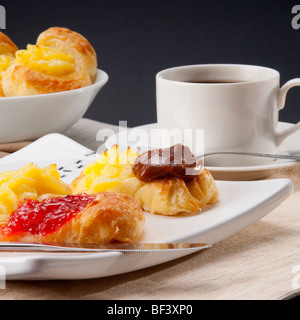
[
  {"xmin": 0, "ymin": 163, "xmax": 71, "ymax": 225},
  {"xmin": 72, "ymin": 145, "xmax": 140, "ymax": 194},
  {"xmin": 16, "ymin": 44, "xmax": 76, "ymax": 77}
]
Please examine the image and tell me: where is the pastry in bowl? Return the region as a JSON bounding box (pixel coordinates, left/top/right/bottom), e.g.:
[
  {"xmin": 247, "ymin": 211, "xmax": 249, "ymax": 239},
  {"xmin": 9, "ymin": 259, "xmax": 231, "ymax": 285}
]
[
  {"xmin": 0, "ymin": 32, "xmax": 18, "ymax": 96},
  {"xmin": 71, "ymin": 144, "xmax": 219, "ymax": 216},
  {"xmin": 37, "ymin": 27, "xmax": 97, "ymax": 83},
  {"xmin": 2, "ymin": 27, "xmax": 97, "ymax": 96}
]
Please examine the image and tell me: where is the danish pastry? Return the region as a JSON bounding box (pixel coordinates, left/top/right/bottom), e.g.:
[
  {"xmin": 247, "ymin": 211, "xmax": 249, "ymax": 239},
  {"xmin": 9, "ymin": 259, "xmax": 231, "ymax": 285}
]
[
  {"xmin": 131, "ymin": 169, "xmax": 218, "ymax": 215},
  {"xmin": 0, "ymin": 163, "xmax": 71, "ymax": 226},
  {"xmin": 0, "ymin": 32, "xmax": 18, "ymax": 96},
  {"xmin": 0, "ymin": 192, "xmax": 145, "ymax": 244},
  {"xmin": 71, "ymin": 145, "xmax": 219, "ymax": 215},
  {"xmin": 2, "ymin": 27, "xmax": 97, "ymax": 96}
]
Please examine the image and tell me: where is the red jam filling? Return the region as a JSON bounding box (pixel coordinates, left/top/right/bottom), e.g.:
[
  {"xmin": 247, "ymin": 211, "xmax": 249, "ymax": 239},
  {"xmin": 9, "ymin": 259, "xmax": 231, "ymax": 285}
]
[{"xmin": 4, "ymin": 194, "xmax": 95, "ymax": 236}]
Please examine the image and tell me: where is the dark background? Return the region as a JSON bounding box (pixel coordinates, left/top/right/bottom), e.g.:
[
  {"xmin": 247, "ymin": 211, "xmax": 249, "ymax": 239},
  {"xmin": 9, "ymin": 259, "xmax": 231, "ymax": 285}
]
[{"xmin": 2, "ymin": 0, "xmax": 300, "ymax": 127}]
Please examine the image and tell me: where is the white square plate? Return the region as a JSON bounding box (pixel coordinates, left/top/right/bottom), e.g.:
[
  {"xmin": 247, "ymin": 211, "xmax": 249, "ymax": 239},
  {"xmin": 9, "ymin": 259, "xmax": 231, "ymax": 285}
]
[{"xmin": 0, "ymin": 134, "xmax": 294, "ymax": 280}]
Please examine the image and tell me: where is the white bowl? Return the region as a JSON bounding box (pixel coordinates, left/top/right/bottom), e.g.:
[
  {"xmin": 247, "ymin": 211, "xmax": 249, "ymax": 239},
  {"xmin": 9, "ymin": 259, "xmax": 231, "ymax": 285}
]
[{"xmin": 0, "ymin": 69, "xmax": 108, "ymax": 143}]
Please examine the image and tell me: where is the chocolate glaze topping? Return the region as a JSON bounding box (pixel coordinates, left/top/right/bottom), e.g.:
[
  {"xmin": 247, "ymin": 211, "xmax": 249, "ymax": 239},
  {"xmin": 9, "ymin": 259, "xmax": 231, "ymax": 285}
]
[{"xmin": 132, "ymin": 144, "xmax": 202, "ymax": 182}]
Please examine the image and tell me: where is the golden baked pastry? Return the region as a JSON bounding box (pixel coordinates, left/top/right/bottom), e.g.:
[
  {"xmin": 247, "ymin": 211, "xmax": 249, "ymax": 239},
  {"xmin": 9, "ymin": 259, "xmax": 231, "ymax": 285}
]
[
  {"xmin": 0, "ymin": 163, "xmax": 71, "ymax": 226},
  {"xmin": 132, "ymin": 170, "xmax": 219, "ymax": 215},
  {"xmin": 0, "ymin": 32, "xmax": 18, "ymax": 96},
  {"xmin": 71, "ymin": 145, "xmax": 219, "ymax": 215},
  {"xmin": 37, "ymin": 27, "xmax": 97, "ymax": 83},
  {"xmin": 0, "ymin": 192, "xmax": 145, "ymax": 244},
  {"xmin": 2, "ymin": 27, "xmax": 97, "ymax": 96},
  {"xmin": 0, "ymin": 32, "xmax": 18, "ymax": 56}
]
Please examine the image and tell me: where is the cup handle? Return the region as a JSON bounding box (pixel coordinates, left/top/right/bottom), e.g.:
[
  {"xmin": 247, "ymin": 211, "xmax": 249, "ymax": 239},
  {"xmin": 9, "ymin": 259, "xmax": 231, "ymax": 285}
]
[{"xmin": 276, "ymin": 79, "xmax": 300, "ymax": 145}]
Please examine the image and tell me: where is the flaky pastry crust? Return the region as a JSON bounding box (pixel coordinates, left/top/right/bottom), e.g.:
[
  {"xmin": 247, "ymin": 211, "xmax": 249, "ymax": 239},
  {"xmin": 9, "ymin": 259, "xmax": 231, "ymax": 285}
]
[
  {"xmin": 71, "ymin": 165, "xmax": 219, "ymax": 216},
  {"xmin": 0, "ymin": 192, "xmax": 145, "ymax": 244},
  {"xmin": 0, "ymin": 32, "xmax": 18, "ymax": 96},
  {"xmin": 37, "ymin": 27, "xmax": 97, "ymax": 83},
  {"xmin": 2, "ymin": 27, "xmax": 97, "ymax": 96},
  {"xmin": 132, "ymin": 169, "xmax": 219, "ymax": 215},
  {"xmin": 0, "ymin": 32, "xmax": 18, "ymax": 56}
]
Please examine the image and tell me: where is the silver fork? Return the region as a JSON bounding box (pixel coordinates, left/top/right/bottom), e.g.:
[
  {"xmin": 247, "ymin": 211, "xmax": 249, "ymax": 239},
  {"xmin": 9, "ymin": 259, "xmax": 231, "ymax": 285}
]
[{"xmin": 199, "ymin": 151, "xmax": 300, "ymax": 161}]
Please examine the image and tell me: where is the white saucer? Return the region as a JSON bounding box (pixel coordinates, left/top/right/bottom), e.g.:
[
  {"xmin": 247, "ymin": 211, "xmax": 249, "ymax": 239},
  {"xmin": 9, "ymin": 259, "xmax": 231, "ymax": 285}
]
[{"xmin": 105, "ymin": 121, "xmax": 300, "ymax": 181}]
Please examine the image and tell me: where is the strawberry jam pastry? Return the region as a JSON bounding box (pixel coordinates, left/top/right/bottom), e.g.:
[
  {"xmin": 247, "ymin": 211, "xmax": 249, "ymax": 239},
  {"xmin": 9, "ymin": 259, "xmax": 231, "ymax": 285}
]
[
  {"xmin": 0, "ymin": 192, "xmax": 145, "ymax": 244},
  {"xmin": 3, "ymin": 194, "xmax": 94, "ymax": 237}
]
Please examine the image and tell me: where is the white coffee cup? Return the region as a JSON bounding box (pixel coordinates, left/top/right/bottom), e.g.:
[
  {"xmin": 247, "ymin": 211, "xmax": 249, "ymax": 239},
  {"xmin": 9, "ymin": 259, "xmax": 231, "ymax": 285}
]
[{"xmin": 156, "ymin": 64, "xmax": 300, "ymax": 166}]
